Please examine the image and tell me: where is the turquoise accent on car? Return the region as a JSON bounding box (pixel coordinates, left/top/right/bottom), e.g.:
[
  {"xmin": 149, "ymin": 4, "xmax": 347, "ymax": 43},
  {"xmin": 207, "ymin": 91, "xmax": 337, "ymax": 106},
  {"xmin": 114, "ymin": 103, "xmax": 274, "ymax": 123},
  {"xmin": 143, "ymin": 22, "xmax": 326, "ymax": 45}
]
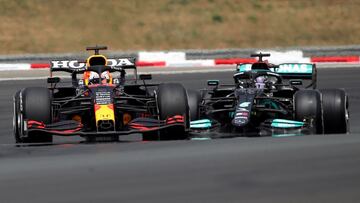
[
  {"xmin": 272, "ymin": 133, "xmax": 304, "ymax": 138},
  {"xmin": 259, "ymin": 99, "xmax": 279, "ymax": 110},
  {"xmin": 237, "ymin": 63, "xmax": 313, "ymax": 75},
  {"xmin": 271, "ymin": 119, "xmax": 304, "ymax": 128},
  {"xmin": 237, "ymin": 64, "xmax": 252, "ymax": 72},
  {"xmin": 191, "ymin": 137, "xmax": 212, "ymax": 140},
  {"xmin": 272, "ymin": 63, "xmax": 313, "ymax": 74},
  {"xmin": 190, "ymin": 119, "xmax": 212, "ymax": 129},
  {"xmin": 207, "ymin": 80, "xmax": 220, "ymax": 86}
]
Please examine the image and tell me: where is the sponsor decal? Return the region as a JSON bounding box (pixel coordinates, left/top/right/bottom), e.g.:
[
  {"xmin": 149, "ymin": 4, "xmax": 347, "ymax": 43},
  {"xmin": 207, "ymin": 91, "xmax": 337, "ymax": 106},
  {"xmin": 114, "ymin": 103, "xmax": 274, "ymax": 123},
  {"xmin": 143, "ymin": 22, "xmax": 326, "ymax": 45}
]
[
  {"xmin": 95, "ymin": 91, "xmax": 112, "ymax": 105},
  {"xmin": 51, "ymin": 58, "xmax": 134, "ymax": 69},
  {"xmin": 51, "ymin": 60, "xmax": 85, "ymax": 69},
  {"xmin": 275, "ymin": 64, "xmax": 313, "ymax": 74}
]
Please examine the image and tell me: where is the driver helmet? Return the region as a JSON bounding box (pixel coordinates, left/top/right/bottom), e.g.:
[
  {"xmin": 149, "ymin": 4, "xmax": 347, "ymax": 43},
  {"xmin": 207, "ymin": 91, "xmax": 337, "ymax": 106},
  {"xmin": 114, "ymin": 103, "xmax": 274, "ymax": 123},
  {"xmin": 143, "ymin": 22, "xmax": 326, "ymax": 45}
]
[
  {"xmin": 255, "ymin": 76, "xmax": 266, "ymax": 89},
  {"xmin": 88, "ymin": 71, "xmax": 111, "ymax": 84},
  {"xmin": 83, "ymin": 55, "xmax": 112, "ymax": 84}
]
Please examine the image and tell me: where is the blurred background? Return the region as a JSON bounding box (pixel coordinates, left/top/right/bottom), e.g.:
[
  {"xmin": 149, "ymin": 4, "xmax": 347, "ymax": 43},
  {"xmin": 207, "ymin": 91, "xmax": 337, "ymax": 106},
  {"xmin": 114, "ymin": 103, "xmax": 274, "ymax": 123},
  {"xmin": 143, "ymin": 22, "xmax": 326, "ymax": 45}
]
[{"xmin": 1, "ymin": 0, "xmax": 360, "ymax": 54}]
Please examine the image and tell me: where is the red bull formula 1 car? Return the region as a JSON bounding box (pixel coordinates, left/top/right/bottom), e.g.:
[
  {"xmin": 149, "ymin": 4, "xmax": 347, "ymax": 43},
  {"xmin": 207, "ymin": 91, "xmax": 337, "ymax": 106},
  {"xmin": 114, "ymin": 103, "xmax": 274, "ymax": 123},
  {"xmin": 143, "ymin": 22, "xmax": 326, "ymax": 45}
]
[
  {"xmin": 189, "ymin": 53, "xmax": 349, "ymax": 137},
  {"xmin": 13, "ymin": 46, "xmax": 190, "ymax": 143}
]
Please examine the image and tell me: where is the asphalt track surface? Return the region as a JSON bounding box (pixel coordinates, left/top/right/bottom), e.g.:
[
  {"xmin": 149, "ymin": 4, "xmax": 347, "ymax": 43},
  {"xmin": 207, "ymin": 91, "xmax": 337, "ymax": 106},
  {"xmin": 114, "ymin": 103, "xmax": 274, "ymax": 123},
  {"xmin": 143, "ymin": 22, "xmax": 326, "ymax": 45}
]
[{"xmin": 1, "ymin": 67, "xmax": 360, "ymax": 202}]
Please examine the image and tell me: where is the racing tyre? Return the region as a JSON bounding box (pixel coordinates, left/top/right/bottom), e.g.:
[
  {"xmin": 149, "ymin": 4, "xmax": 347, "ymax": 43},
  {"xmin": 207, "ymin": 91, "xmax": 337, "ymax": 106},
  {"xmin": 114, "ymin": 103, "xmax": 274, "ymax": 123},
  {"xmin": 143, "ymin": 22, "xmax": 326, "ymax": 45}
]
[
  {"xmin": 13, "ymin": 90, "xmax": 21, "ymax": 143},
  {"xmin": 187, "ymin": 89, "xmax": 201, "ymax": 121},
  {"xmin": 320, "ymin": 89, "xmax": 349, "ymax": 134},
  {"xmin": 17, "ymin": 87, "xmax": 53, "ymax": 143},
  {"xmin": 294, "ymin": 90, "xmax": 323, "ymax": 134},
  {"xmin": 143, "ymin": 83, "xmax": 189, "ymax": 141}
]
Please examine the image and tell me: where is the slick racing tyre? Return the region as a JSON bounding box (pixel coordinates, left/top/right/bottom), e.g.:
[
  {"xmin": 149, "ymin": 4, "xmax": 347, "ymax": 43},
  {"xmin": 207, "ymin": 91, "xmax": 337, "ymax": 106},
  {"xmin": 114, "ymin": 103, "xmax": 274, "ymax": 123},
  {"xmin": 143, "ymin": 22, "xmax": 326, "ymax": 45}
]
[
  {"xmin": 187, "ymin": 89, "xmax": 201, "ymax": 121},
  {"xmin": 13, "ymin": 90, "xmax": 21, "ymax": 143},
  {"xmin": 320, "ymin": 89, "xmax": 349, "ymax": 134},
  {"xmin": 142, "ymin": 83, "xmax": 189, "ymax": 141},
  {"xmin": 294, "ymin": 90, "xmax": 323, "ymax": 134},
  {"xmin": 15, "ymin": 87, "xmax": 53, "ymax": 143}
]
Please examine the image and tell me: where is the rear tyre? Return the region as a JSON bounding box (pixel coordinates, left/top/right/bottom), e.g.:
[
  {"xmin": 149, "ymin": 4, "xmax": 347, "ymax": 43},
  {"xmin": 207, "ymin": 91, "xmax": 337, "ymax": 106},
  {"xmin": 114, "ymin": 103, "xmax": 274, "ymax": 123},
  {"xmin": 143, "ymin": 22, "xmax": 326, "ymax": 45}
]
[
  {"xmin": 320, "ymin": 89, "xmax": 349, "ymax": 134},
  {"xmin": 294, "ymin": 90, "xmax": 323, "ymax": 134},
  {"xmin": 142, "ymin": 83, "xmax": 189, "ymax": 141},
  {"xmin": 16, "ymin": 87, "xmax": 53, "ymax": 143},
  {"xmin": 187, "ymin": 89, "xmax": 201, "ymax": 121}
]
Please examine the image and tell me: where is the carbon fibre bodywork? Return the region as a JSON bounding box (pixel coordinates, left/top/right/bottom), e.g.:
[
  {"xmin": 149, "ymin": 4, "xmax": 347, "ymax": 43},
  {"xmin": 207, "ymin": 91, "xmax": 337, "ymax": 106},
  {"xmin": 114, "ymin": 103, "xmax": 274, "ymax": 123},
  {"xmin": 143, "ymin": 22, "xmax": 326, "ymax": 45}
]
[
  {"xmin": 193, "ymin": 53, "xmax": 319, "ymax": 137},
  {"xmin": 14, "ymin": 46, "xmax": 189, "ymax": 142}
]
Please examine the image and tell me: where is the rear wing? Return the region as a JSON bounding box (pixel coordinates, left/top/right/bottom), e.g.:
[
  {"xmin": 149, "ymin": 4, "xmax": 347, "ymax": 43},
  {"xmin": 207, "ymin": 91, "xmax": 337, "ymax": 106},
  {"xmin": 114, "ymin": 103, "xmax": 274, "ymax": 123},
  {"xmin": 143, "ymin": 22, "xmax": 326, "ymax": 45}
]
[
  {"xmin": 236, "ymin": 63, "xmax": 317, "ymax": 89},
  {"xmin": 50, "ymin": 58, "xmax": 136, "ymax": 73}
]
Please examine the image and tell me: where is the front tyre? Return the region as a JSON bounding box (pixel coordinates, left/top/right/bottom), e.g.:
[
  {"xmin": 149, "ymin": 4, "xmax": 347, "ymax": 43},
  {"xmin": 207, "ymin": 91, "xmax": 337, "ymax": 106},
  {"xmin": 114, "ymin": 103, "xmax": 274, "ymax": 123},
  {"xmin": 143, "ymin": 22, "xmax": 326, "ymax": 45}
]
[
  {"xmin": 320, "ymin": 89, "xmax": 349, "ymax": 134},
  {"xmin": 294, "ymin": 90, "xmax": 323, "ymax": 134},
  {"xmin": 15, "ymin": 87, "xmax": 53, "ymax": 143},
  {"xmin": 142, "ymin": 83, "xmax": 189, "ymax": 141},
  {"xmin": 187, "ymin": 89, "xmax": 201, "ymax": 121}
]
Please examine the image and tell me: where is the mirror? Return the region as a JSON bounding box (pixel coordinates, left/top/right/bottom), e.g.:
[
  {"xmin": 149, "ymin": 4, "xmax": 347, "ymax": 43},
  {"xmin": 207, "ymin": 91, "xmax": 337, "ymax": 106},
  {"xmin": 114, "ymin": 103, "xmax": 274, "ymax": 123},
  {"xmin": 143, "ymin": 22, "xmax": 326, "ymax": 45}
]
[
  {"xmin": 289, "ymin": 79, "xmax": 303, "ymax": 86},
  {"xmin": 207, "ymin": 80, "xmax": 219, "ymax": 86},
  {"xmin": 139, "ymin": 74, "xmax": 152, "ymax": 80},
  {"xmin": 47, "ymin": 77, "xmax": 60, "ymax": 84}
]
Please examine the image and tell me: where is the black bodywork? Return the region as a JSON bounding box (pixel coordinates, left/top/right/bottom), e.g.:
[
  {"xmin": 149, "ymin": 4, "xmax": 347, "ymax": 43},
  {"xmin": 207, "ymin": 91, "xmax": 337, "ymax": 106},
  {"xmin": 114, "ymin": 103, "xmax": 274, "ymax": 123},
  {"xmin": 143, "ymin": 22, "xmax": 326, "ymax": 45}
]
[
  {"xmin": 15, "ymin": 47, "xmax": 189, "ymax": 142},
  {"xmin": 197, "ymin": 53, "xmax": 317, "ymax": 136}
]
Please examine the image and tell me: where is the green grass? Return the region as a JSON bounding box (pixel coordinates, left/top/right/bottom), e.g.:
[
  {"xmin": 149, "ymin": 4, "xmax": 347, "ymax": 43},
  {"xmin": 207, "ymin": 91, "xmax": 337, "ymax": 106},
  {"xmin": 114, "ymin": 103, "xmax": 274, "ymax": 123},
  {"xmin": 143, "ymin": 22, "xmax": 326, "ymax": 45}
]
[{"xmin": 0, "ymin": 0, "xmax": 360, "ymax": 54}]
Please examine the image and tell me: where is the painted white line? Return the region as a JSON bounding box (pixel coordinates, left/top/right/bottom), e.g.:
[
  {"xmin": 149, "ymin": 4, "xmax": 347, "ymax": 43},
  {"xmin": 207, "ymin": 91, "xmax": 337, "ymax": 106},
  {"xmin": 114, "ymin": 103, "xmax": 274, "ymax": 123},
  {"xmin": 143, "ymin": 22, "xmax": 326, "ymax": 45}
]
[
  {"xmin": 0, "ymin": 76, "xmax": 68, "ymax": 81},
  {"xmin": 0, "ymin": 63, "xmax": 31, "ymax": 70},
  {"xmin": 166, "ymin": 60, "xmax": 215, "ymax": 67},
  {"xmin": 316, "ymin": 63, "xmax": 360, "ymax": 68}
]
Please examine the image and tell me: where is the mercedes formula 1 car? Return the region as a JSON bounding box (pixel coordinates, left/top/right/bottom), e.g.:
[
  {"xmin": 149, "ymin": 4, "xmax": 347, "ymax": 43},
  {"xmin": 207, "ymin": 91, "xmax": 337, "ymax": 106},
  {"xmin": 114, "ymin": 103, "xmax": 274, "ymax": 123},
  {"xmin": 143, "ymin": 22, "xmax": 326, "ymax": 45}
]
[
  {"xmin": 189, "ymin": 53, "xmax": 349, "ymax": 137},
  {"xmin": 13, "ymin": 46, "xmax": 190, "ymax": 143}
]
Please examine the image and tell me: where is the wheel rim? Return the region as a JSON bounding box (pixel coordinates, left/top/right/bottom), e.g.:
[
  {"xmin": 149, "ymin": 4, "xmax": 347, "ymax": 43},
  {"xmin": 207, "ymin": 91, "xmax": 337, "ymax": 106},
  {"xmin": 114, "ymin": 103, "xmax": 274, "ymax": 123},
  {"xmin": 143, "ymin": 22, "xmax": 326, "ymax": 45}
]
[{"xmin": 345, "ymin": 95, "xmax": 350, "ymax": 133}]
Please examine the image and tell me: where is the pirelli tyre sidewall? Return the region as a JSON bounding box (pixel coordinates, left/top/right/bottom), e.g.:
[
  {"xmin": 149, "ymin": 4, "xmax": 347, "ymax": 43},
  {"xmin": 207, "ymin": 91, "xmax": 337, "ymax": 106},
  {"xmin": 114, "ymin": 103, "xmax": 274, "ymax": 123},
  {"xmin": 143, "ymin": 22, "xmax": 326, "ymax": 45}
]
[
  {"xmin": 17, "ymin": 87, "xmax": 53, "ymax": 143},
  {"xmin": 143, "ymin": 83, "xmax": 190, "ymax": 141},
  {"xmin": 157, "ymin": 83, "xmax": 190, "ymax": 127},
  {"xmin": 13, "ymin": 90, "xmax": 21, "ymax": 143},
  {"xmin": 187, "ymin": 89, "xmax": 202, "ymax": 121},
  {"xmin": 320, "ymin": 89, "xmax": 349, "ymax": 134},
  {"xmin": 294, "ymin": 90, "xmax": 324, "ymax": 134}
]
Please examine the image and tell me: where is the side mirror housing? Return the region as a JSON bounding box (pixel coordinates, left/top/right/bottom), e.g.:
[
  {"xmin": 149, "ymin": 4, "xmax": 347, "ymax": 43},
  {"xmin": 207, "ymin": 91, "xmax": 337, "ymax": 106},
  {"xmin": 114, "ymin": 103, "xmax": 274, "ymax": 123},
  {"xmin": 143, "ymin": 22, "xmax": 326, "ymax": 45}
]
[
  {"xmin": 207, "ymin": 80, "xmax": 219, "ymax": 86},
  {"xmin": 139, "ymin": 74, "xmax": 152, "ymax": 80},
  {"xmin": 289, "ymin": 79, "xmax": 303, "ymax": 86},
  {"xmin": 47, "ymin": 77, "xmax": 60, "ymax": 84}
]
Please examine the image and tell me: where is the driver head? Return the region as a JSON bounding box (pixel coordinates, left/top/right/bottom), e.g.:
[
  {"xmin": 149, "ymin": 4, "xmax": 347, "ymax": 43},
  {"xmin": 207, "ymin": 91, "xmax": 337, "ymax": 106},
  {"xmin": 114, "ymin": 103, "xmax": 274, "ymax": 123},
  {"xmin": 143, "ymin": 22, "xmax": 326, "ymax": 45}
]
[{"xmin": 255, "ymin": 76, "xmax": 265, "ymax": 89}]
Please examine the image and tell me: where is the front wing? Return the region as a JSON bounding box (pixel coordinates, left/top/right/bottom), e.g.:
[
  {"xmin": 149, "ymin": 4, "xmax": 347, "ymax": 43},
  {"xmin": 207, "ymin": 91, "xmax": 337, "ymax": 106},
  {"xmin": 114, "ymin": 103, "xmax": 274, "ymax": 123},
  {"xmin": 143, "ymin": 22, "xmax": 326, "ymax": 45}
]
[
  {"xmin": 25, "ymin": 115, "xmax": 186, "ymax": 137},
  {"xmin": 190, "ymin": 118, "xmax": 315, "ymax": 137}
]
